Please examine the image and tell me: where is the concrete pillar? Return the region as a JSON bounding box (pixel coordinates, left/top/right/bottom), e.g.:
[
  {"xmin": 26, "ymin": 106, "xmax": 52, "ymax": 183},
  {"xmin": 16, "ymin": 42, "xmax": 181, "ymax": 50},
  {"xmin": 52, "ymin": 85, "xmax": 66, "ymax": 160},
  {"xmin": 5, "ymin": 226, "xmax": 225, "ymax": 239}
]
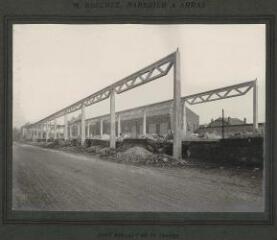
[
  {"xmin": 77, "ymin": 124, "xmax": 80, "ymax": 137},
  {"xmin": 143, "ymin": 109, "xmax": 147, "ymax": 136},
  {"xmin": 173, "ymin": 48, "xmax": 182, "ymax": 160},
  {"xmin": 35, "ymin": 127, "xmax": 38, "ymax": 140},
  {"xmin": 34, "ymin": 127, "xmax": 37, "ymax": 139},
  {"xmin": 22, "ymin": 127, "xmax": 26, "ymax": 138},
  {"xmin": 169, "ymin": 103, "xmax": 174, "ymax": 130},
  {"xmin": 110, "ymin": 89, "xmax": 116, "ymax": 149},
  {"xmin": 40, "ymin": 124, "xmax": 44, "ymax": 139},
  {"xmin": 87, "ymin": 122, "xmax": 90, "ymax": 138},
  {"xmin": 81, "ymin": 104, "xmax": 86, "ymax": 145},
  {"xmin": 36, "ymin": 127, "xmax": 39, "ymax": 139},
  {"xmin": 100, "ymin": 119, "xmax": 103, "ymax": 138},
  {"xmin": 182, "ymin": 101, "xmax": 187, "ymax": 138},
  {"xmin": 54, "ymin": 119, "xmax": 57, "ymax": 140},
  {"xmin": 117, "ymin": 115, "xmax": 121, "ymax": 137},
  {"xmin": 45, "ymin": 122, "xmax": 49, "ymax": 141},
  {"xmin": 253, "ymin": 79, "xmax": 258, "ymax": 133},
  {"xmin": 64, "ymin": 114, "xmax": 68, "ymax": 140},
  {"xmin": 32, "ymin": 128, "xmax": 35, "ymax": 141},
  {"xmin": 69, "ymin": 125, "xmax": 72, "ymax": 139},
  {"xmin": 40, "ymin": 124, "xmax": 43, "ymax": 139}
]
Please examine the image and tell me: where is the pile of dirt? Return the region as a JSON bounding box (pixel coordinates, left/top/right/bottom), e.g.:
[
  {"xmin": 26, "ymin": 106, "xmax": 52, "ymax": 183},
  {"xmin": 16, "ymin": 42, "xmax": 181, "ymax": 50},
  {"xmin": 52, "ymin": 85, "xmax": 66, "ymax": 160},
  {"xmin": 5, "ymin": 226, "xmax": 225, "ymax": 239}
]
[
  {"xmin": 98, "ymin": 147, "xmax": 115, "ymax": 157},
  {"xmin": 86, "ymin": 145, "xmax": 103, "ymax": 153},
  {"xmin": 116, "ymin": 146, "xmax": 157, "ymax": 164},
  {"xmin": 116, "ymin": 146, "xmax": 189, "ymax": 167}
]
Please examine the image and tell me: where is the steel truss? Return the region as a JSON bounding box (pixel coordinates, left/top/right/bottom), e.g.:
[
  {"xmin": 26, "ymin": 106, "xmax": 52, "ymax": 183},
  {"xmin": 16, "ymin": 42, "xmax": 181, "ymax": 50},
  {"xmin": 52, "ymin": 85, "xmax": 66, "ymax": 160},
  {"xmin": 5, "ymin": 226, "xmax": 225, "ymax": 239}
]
[
  {"xmin": 27, "ymin": 52, "xmax": 175, "ymax": 127},
  {"xmin": 184, "ymin": 80, "xmax": 255, "ymax": 105}
]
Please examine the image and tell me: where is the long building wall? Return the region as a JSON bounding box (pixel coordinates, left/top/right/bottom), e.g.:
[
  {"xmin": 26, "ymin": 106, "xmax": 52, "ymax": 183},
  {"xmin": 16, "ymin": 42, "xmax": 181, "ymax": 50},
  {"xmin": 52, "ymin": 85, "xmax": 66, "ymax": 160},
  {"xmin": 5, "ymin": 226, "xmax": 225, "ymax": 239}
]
[
  {"xmin": 23, "ymin": 99, "xmax": 199, "ymax": 141},
  {"xmin": 66, "ymin": 100, "xmax": 199, "ymax": 140}
]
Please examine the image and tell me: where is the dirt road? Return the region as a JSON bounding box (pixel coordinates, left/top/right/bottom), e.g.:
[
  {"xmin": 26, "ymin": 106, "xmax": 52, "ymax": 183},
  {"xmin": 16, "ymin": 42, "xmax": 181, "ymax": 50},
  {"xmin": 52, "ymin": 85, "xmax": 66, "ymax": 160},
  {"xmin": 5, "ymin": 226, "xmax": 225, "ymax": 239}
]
[{"xmin": 12, "ymin": 143, "xmax": 263, "ymax": 212}]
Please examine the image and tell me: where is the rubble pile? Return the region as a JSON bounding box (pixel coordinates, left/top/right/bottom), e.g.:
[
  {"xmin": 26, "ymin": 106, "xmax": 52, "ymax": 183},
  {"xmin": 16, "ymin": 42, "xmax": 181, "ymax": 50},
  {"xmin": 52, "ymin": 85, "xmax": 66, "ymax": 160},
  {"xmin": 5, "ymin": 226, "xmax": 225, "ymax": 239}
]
[
  {"xmin": 116, "ymin": 146, "xmax": 156, "ymax": 164},
  {"xmin": 115, "ymin": 146, "xmax": 188, "ymax": 167}
]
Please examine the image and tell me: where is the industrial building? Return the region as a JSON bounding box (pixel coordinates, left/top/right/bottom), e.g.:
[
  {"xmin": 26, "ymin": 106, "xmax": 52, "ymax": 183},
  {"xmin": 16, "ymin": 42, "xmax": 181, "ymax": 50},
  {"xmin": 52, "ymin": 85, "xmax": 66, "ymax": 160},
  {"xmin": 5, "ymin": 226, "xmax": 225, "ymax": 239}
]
[
  {"xmin": 23, "ymin": 99, "xmax": 199, "ymax": 141},
  {"xmin": 21, "ymin": 50, "xmax": 259, "ymax": 159}
]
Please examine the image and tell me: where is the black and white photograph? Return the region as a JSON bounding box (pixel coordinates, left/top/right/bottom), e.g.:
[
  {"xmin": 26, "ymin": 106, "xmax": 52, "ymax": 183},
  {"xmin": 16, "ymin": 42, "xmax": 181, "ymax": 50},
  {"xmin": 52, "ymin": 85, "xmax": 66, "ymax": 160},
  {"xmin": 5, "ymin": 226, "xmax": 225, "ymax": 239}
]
[{"xmin": 12, "ymin": 24, "xmax": 266, "ymax": 212}]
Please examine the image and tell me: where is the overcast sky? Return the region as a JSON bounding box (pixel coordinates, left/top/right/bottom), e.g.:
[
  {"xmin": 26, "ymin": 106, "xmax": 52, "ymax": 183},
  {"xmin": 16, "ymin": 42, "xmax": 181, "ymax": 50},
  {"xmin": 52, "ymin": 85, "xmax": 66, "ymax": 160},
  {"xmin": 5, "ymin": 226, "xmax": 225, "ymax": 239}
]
[{"xmin": 13, "ymin": 24, "xmax": 265, "ymax": 127}]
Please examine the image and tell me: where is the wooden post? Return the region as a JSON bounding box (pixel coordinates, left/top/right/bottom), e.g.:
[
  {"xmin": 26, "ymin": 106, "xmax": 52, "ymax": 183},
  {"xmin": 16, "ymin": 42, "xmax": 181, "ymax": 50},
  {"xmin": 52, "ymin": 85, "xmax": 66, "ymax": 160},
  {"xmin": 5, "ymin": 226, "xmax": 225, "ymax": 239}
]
[
  {"xmin": 81, "ymin": 104, "xmax": 86, "ymax": 145},
  {"xmin": 173, "ymin": 48, "xmax": 182, "ymax": 160},
  {"xmin": 253, "ymin": 79, "xmax": 258, "ymax": 133},
  {"xmin": 64, "ymin": 114, "xmax": 68, "ymax": 140},
  {"xmin": 110, "ymin": 89, "xmax": 116, "ymax": 149},
  {"xmin": 143, "ymin": 109, "xmax": 147, "ymax": 136}
]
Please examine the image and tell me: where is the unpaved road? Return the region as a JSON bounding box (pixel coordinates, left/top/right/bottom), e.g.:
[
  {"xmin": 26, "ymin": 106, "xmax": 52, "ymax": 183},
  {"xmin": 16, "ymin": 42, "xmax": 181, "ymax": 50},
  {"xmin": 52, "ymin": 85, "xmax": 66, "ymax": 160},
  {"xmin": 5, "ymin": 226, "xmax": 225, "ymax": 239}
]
[{"xmin": 13, "ymin": 143, "xmax": 263, "ymax": 212}]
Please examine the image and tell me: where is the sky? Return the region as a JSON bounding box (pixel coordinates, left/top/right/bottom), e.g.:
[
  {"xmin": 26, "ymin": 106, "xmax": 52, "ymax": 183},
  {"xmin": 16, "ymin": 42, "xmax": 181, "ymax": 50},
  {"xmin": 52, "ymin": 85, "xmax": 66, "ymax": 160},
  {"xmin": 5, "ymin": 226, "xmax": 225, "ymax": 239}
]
[{"xmin": 13, "ymin": 24, "xmax": 266, "ymax": 127}]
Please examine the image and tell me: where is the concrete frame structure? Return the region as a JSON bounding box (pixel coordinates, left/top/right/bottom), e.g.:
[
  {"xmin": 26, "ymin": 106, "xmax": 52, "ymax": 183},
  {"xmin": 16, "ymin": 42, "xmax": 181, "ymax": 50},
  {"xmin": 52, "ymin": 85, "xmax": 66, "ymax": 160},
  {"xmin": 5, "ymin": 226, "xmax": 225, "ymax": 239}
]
[
  {"xmin": 23, "ymin": 50, "xmax": 258, "ymax": 160},
  {"xmin": 67, "ymin": 99, "xmax": 198, "ymax": 141}
]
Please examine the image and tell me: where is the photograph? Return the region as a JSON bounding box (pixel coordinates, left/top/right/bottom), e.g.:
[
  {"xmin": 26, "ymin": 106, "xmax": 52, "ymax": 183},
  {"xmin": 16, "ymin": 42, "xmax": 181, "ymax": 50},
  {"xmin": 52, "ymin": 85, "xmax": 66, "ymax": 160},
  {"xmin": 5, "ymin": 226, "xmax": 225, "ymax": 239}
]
[{"xmin": 12, "ymin": 23, "xmax": 265, "ymax": 212}]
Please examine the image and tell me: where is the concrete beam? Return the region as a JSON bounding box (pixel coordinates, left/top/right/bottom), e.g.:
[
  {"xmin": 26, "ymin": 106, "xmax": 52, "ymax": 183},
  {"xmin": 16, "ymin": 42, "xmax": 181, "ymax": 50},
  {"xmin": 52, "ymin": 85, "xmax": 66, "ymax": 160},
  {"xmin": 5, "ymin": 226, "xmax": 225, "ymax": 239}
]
[
  {"xmin": 110, "ymin": 89, "xmax": 116, "ymax": 149},
  {"xmin": 173, "ymin": 49, "xmax": 182, "ymax": 160}
]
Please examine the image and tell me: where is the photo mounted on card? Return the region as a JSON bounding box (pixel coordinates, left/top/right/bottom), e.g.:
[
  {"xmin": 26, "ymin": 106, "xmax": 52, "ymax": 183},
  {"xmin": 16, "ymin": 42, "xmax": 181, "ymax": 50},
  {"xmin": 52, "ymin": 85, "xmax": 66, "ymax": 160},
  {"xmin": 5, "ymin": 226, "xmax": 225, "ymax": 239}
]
[{"xmin": 4, "ymin": 15, "xmax": 273, "ymax": 224}]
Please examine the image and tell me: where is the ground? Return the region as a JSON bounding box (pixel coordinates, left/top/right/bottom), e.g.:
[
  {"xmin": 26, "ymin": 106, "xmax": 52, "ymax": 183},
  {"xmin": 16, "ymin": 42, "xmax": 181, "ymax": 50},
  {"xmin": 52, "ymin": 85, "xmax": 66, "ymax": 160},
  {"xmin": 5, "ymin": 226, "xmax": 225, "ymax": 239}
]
[{"xmin": 12, "ymin": 142, "xmax": 263, "ymax": 212}]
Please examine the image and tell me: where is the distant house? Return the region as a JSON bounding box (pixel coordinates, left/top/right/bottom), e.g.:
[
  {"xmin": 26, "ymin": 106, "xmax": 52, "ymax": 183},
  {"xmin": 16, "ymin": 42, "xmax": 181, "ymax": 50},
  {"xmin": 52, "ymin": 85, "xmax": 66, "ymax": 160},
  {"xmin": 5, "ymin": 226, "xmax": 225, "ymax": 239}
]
[
  {"xmin": 196, "ymin": 117, "xmax": 264, "ymax": 138},
  {"xmin": 208, "ymin": 117, "xmax": 246, "ymax": 127}
]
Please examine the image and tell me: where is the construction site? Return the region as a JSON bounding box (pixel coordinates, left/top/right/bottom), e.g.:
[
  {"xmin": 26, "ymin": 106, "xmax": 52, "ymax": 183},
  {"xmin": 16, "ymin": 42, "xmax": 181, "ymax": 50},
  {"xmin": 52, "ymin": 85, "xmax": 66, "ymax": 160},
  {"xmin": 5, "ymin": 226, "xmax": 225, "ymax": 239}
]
[
  {"xmin": 19, "ymin": 49, "xmax": 263, "ymax": 166},
  {"xmin": 13, "ymin": 49, "xmax": 264, "ymax": 212}
]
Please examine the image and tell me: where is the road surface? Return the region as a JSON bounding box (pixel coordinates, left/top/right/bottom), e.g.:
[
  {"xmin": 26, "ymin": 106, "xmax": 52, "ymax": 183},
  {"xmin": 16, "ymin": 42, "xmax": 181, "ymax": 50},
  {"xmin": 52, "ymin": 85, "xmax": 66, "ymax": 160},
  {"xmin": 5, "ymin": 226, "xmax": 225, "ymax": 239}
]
[{"xmin": 13, "ymin": 143, "xmax": 263, "ymax": 212}]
